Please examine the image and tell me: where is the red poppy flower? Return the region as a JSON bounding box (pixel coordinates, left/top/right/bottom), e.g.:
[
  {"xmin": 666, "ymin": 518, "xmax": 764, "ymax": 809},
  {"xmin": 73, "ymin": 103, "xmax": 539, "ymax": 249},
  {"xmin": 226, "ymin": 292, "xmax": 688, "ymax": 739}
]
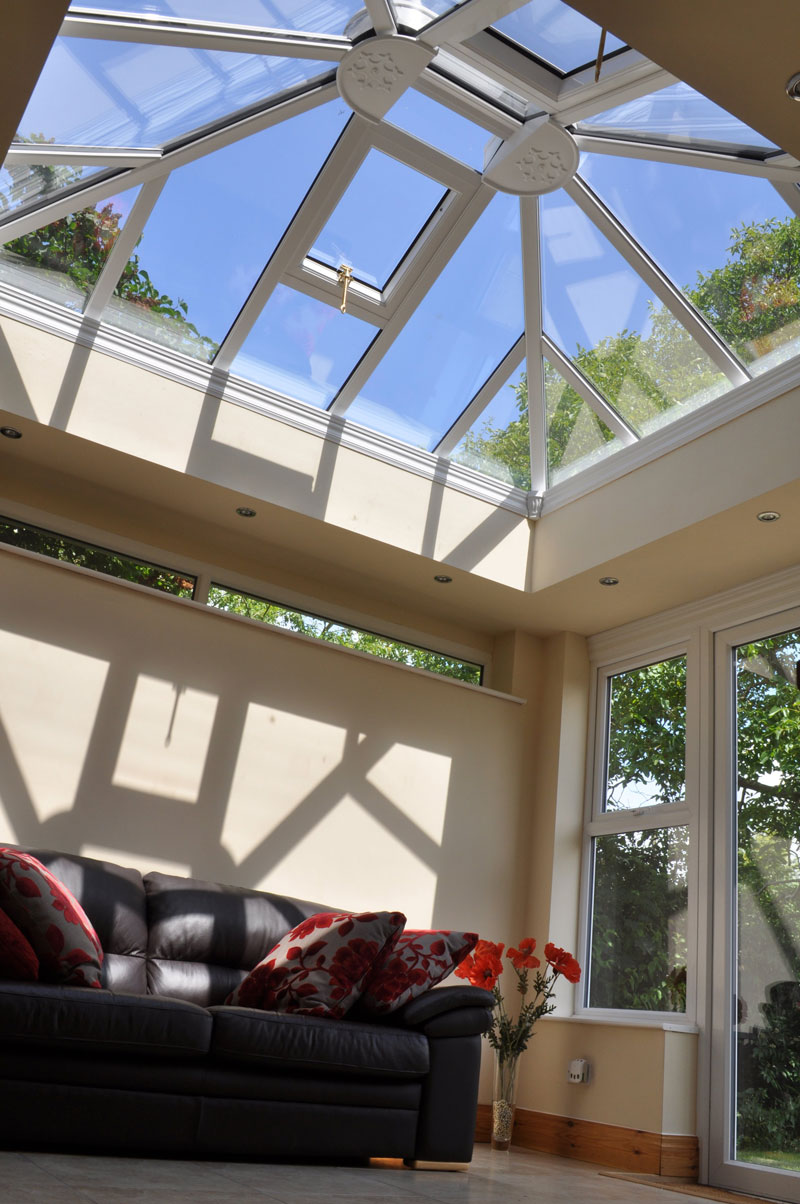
[
  {"xmin": 544, "ymin": 943, "xmax": 581, "ymax": 983},
  {"xmin": 507, "ymin": 938, "xmax": 540, "ymax": 971},
  {"xmin": 455, "ymin": 939, "xmax": 504, "ymax": 989}
]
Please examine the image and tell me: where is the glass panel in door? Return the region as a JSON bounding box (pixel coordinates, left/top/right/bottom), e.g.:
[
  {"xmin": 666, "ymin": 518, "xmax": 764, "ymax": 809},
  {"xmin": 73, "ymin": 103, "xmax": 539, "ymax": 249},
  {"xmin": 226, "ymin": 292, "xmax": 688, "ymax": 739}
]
[{"xmin": 734, "ymin": 629, "xmax": 800, "ymax": 1179}]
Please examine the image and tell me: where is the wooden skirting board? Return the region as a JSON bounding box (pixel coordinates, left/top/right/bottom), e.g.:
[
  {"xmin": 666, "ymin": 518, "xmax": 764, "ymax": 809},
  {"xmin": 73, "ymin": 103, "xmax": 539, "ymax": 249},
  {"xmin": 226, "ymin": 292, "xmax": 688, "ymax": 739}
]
[{"xmin": 475, "ymin": 1105, "xmax": 699, "ymax": 1179}]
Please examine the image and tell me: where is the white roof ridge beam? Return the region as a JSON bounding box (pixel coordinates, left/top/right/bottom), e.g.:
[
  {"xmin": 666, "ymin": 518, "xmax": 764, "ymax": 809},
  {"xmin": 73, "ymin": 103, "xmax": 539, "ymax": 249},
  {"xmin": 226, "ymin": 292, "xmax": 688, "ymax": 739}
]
[
  {"xmin": 415, "ymin": 68, "xmax": 521, "ymax": 139},
  {"xmin": 4, "ymin": 145, "xmax": 161, "ymax": 167},
  {"xmin": 555, "ymin": 64, "xmax": 676, "ymax": 125},
  {"xmin": 541, "ymin": 334, "xmax": 638, "ymax": 446},
  {"xmin": 564, "ymin": 175, "xmax": 750, "ymax": 389},
  {"xmin": 418, "ymin": 0, "xmax": 532, "ymax": 50},
  {"xmin": 573, "ymin": 133, "xmax": 800, "ymax": 183},
  {"xmin": 520, "ymin": 196, "xmax": 546, "ymax": 494},
  {"xmin": 83, "ymin": 176, "xmax": 168, "ymax": 320},
  {"xmin": 434, "ymin": 334, "xmax": 525, "ymax": 456},
  {"xmin": 60, "ymin": 12, "xmax": 349, "ymax": 60},
  {"xmin": 329, "ymin": 183, "xmax": 494, "ymax": 416},
  {"xmin": 363, "ymin": 0, "xmax": 397, "ymax": 36},
  {"xmin": 436, "ymin": 36, "xmax": 559, "ymax": 111},
  {"xmin": 0, "ymin": 78, "xmax": 338, "ymax": 245},
  {"xmin": 214, "ymin": 117, "xmax": 375, "ymax": 371}
]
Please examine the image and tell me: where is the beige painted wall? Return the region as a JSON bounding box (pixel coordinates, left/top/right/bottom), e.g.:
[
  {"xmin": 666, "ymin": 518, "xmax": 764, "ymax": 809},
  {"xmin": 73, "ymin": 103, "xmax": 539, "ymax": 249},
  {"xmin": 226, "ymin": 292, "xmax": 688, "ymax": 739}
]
[
  {"xmin": 517, "ymin": 1019, "xmax": 697, "ymax": 1135},
  {"xmin": 0, "ymin": 546, "xmax": 526, "ymax": 933}
]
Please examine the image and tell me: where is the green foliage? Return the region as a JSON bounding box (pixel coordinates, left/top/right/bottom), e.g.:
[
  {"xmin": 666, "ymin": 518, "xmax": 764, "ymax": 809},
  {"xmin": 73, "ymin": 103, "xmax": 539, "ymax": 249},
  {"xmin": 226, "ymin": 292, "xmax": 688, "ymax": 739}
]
[
  {"xmin": 1, "ymin": 148, "xmax": 217, "ymax": 358},
  {"xmin": 459, "ymin": 214, "xmax": 800, "ymax": 485},
  {"xmin": 738, "ymin": 983, "xmax": 800, "ymax": 1155},
  {"xmin": 0, "ymin": 517, "xmax": 195, "ymax": 597},
  {"xmin": 208, "ymin": 586, "xmax": 482, "ymax": 684}
]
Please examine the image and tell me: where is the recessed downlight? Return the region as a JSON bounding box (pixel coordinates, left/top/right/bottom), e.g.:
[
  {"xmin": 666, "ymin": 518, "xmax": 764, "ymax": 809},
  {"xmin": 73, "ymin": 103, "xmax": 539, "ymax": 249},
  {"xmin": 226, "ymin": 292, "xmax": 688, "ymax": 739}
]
[
  {"xmin": 757, "ymin": 510, "xmax": 781, "ymax": 522},
  {"xmin": 434, "ymin": 574, "xmax": 453, "ymax": 584},
  {"xmin": 786, "ymin": 72, "xmax": 800, "ymax": 101},
  {"xmin": 236, "ymin": 506, "xmax": 257, "ymax": 518},
  {"xmin": 599, "ymin": 576, "xmax": 619, "ymax": 586},
  {"xmin": 0, "ymin": 427, "xmax": 22, "ymax": 439}
]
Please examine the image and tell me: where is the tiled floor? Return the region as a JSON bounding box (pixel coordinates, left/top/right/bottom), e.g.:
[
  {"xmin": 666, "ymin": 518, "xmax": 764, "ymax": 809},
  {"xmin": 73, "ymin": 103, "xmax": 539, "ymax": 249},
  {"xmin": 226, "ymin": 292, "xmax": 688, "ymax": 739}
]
[{"xmin": 0, "ymin": 1145, "xmax": 710, "ymax": 1204}]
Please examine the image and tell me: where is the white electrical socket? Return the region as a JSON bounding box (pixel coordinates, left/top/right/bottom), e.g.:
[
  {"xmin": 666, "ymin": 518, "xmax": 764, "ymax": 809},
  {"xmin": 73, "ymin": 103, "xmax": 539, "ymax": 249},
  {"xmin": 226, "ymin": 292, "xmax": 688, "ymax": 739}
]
[{"xmin": 567, "ymin": 1058, "xmax": 591, "ymax": 1084}]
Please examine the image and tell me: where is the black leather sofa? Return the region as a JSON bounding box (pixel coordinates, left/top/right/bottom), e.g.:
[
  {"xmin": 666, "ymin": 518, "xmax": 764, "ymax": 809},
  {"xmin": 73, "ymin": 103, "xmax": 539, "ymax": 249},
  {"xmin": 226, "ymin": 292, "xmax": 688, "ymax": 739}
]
[{"xmin": 0, "ymin": 849, "xmax": 493, "ymax": 1165}]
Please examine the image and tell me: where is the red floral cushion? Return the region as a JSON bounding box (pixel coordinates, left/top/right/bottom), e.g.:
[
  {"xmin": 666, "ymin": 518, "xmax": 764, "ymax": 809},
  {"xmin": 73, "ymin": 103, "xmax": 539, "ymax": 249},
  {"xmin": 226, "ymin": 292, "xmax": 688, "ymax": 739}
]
[
  {"xmin": 227, "ymin": 910, "xmax": 406, "ymax": 1018},
  {"xmin": 0, "ymin": 907, "xmax": 39, "ymax": 981},
  {"xmin": 0, "ymin": 849, "xmax": 104, "ymax": 988},
  {"xmin": 358, "ymin": 929, "xmax": 479, "ymax": 1015}
]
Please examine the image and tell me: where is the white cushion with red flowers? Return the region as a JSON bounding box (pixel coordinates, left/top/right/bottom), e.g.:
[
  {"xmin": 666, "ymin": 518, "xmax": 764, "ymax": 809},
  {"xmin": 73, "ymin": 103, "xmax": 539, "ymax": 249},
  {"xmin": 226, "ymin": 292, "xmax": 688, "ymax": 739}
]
[
  {"xmin": 0, "ymin": 848, "xmax": 104, "ymax": 988},
  {"xmin": 358, "ymin": 929, "xmax": 478, "ymax": 1015},
  {"xmin": 227, "ymin": 910, "xmax": 406, "ymax": 1018}
]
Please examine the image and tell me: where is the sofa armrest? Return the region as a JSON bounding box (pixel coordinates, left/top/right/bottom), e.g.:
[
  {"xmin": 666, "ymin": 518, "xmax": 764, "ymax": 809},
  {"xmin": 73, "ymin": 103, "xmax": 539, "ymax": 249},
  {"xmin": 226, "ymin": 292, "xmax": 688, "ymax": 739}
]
[{"xmin": 395, "ymin": 985, "xmax": 494, "ymax": 1034}]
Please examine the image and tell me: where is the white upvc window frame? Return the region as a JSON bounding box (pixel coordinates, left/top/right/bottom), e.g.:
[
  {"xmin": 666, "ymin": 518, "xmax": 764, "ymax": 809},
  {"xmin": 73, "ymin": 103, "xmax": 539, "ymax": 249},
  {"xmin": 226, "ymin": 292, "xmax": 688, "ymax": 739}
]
[{"xmin": 576, "ymin": 635, "xmax": 701, "ymax": 1028}]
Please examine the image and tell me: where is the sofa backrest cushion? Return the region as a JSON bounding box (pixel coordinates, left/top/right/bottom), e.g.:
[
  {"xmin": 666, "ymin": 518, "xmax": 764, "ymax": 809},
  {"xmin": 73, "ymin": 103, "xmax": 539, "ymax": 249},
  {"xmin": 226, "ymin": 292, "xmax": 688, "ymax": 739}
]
[
  {"xmin": 18, "ymin": 849, "xmax": 147, "ymax": 994},
  {"xmin": 143, "ymin": 872, "xmax": 329, "ymax": 1007}
]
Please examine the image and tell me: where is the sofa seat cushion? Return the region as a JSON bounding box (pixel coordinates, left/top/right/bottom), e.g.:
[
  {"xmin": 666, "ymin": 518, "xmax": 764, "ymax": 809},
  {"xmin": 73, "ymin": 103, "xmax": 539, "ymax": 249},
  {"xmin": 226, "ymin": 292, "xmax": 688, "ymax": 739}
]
[
  {"xmin": 0, "ymin": 982, "xmax": 212, "ymax": 1058},
  {"xmin": 208, "ymin": 1006, "xmax": 429, "ymax": 1078}
]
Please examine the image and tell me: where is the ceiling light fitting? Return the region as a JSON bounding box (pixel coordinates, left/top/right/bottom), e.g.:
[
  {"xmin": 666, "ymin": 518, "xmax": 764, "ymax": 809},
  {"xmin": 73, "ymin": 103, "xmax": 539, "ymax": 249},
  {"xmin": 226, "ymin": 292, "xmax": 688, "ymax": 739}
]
[
  {"xmin": 236, "ymin": 507, "xmax": 257, "ymax": 518},
  {"xmin": 599, "ymin": 576, "xmax": 619, "ymax": 586},
  {"xmin": 786, "ymin": 72, "xmax": 800, "ymax": 101},
  {"xmin": 756, "ymin": 510, "xmax": 781, "ymax": 522},
  {"xmin": 434, "ymin": 574, "xmax": 453, "ymax": 583},
  {"xmin": 0, "ymin": 427, "xmax": 22, "ymax": 439}
]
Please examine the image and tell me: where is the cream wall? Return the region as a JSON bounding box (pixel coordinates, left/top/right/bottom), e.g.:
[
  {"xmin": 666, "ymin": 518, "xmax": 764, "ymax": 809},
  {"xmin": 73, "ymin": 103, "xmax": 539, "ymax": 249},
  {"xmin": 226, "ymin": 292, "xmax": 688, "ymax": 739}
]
[{"xmin": 0, "ymin": 546, "xmax": 525, "ymax": 934}]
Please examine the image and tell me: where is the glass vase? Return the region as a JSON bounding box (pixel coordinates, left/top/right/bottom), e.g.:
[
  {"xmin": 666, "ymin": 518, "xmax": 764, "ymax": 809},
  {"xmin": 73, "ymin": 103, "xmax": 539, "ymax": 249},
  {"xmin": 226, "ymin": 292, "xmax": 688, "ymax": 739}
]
[{"xmin": 491, "ymin": 1052, "xmax": 519, "ymax": 1150}]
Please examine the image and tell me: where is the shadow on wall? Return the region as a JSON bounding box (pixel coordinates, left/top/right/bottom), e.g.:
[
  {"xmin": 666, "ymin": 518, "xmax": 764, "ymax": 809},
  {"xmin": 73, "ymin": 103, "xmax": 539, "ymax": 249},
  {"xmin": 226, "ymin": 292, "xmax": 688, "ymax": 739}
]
[{"xmin": 0, "ymin": 549, "xmax": 523, "ymax": 933}]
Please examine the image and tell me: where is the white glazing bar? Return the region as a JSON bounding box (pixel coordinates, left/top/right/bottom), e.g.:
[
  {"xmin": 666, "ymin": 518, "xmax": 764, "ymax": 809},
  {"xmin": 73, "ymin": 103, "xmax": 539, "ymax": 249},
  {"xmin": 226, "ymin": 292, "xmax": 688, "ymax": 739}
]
[
  {"xmin": 565, "ymin": 175, "xmax": 751, "ymax": 388},
  {"xmin": 0, "ymin": 79, "xmax": 338, "ymax": 245},
  {"xmin": 542, "ymin": 334, "xmax": 638, "ymax": 445},
  {"xmin": 771, "ymin": 179, "xmax": 800, "ymax": 217},
  {"xmin": 214, "ymin": 117, "xmax": 375, "ymax": 371},
  {"xmin": 555, "ymin": 63, "xmax": 675, "ymax": 125},
  {"xmin": 329, "ymin": 184, "xmax": 494, "ymax": 415},
  {"xmin": 419, "ymin": 0, "xmax": 532, "ymax": 50},
  {"xmin": 83, "ymin": 175, "xmax": 167, "ymax": 319},
  {"xmin": 434, "ymin": 335, "xmax": 524, "ymax": 455},
  {"xmin": 520, "ymin": 196, "xmax": 546, "ymax": 494},
  {"xmin": 371, "ymin": 120, "xmax": 479, "ymax": 194},
  {"xmin": 573, "ymin": 134, "xmax": 800, "ymax": 183},
  {"xmin": 442, "ymin": 35, "xmax": 560, "ymax": 111},
  {"xmin": 61, "ymin": 13, "xmax": 349, "ymax": 61},
  {"xmin": 363, "ymin": 0, "xmax": 396, "ymax": 36},
  {"xmin": 4, "ymin": 145, "xmax": 161, "ymax": 167}
]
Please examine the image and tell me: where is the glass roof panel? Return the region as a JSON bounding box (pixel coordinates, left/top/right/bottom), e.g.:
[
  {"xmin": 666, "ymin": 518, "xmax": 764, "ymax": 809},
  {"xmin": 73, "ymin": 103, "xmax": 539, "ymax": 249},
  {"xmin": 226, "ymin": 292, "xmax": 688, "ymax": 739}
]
[
  {"xmin": 492, "ymin": 1, "xmax": 625, "ymax": 74},
  {"xmin": 385, "ymin": 89, "xmax": 493, "ymax": 170},
  {"xmin": 544, "ymin": 361, "xmax": 626, "ymax": 485},
  {"xmin": 309, "ymin": 150, "xmax": 446, "ymax": 288},
  {"xmin": 231, "ymin": 284, "xmax": 377, "ymax": 407},
  {"xmin": 579, "ymin": 155, "xmax": 800, "ymax": 378},
  {"xmin": 450, "ymin": 359, "xmax": 530, "ymax": 488},
  {"xmin": 103, "ymin": 101, "xmax": 349, "ymax": 361},
  {"xmin": 68, "ymin": 1, "xmax": 363, "ymax": 35},
  {"xmin": 577, "ymin": 82, "xmax": 778, "ymax": 152},
  {"xmin": 0, "ymin": 159, "xmax": 103, "ymax": 217},
  {"xmin": 540, "ymin": 188, "xmax": 730, "ymax": 435},
  {"xmin": 346, "ymin": 192, "xmax": 524, "ymax": 450},
  {"xmin": 17, "ymin": 36, "xmax": 331, "ymax": 149},
  {"xmin": 0, "ymin": 187, "xmax": 139, "ymax": 312}
]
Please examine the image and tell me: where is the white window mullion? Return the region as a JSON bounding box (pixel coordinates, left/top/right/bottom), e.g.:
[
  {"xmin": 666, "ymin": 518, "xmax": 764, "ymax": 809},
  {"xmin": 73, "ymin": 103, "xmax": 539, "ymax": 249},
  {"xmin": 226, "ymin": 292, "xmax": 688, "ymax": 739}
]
[
  {"xmin": 542, "ymin": 334, "xmax": 638, "ymax": 445},
  {"xmin": 565, "ymin": 175, "xmax": 750, "ymax": 389},
  {"xmin": 83, "ymin": 176, "xmax": 168, "ymax": 320}
]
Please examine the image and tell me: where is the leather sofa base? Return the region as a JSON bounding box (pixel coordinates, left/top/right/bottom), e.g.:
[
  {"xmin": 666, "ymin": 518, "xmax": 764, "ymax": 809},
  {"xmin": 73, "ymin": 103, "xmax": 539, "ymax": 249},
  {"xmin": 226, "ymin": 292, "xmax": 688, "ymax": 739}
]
[{"xmin": 1, "ymin": 1081, "xmax": 420, "ymax": 1161}]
